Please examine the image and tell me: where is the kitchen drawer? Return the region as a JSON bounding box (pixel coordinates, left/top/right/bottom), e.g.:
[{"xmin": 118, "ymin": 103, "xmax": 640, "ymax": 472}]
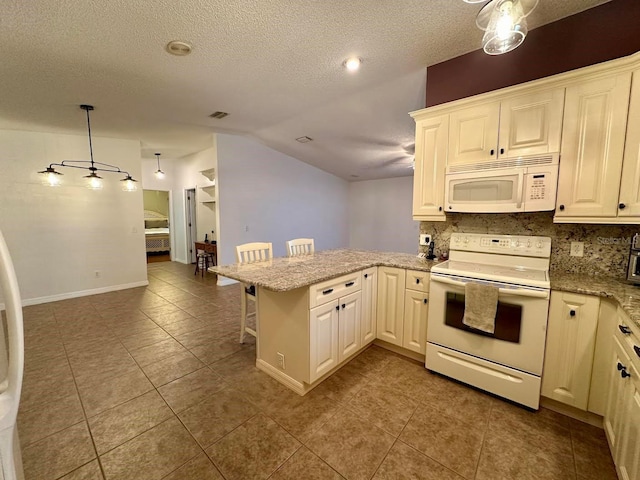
[
  {"xmin": 406, "ymin": 269, "xmax": 429, "ymax": 293},
  {"xmin": 309, "ymin": 271, "xmax": 362, "ymax": 308}
]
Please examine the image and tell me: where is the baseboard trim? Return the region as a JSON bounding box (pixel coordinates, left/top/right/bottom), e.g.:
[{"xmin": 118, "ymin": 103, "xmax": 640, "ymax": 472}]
[
  {"xmin": 373, "ymin": 339, "xmax": 426, "ymax": 363},
  {"xmin": 1, "ymin": 280, "xmax": 150, "ymax": 310},
  {"xmin": 540, "ymin": 397, "xmax": 604, "ymax": 428},
  {"xmin": 256, "ymin": 359, "xmax": 306, "ymax": 395},
  {"xmin": 216, "ymin": 276, "xmax": 238, "ymax": 287}
]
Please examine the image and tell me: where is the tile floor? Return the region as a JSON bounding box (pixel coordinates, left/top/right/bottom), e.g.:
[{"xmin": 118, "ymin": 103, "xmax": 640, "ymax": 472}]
[{"xmin": 18, "ymin": 261, "xmax": 618, "ymax": 480}]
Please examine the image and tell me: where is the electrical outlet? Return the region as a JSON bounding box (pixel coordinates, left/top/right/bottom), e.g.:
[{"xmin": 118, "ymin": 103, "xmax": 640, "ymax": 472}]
[
  {"xmin": 570, "ymin": 242, "xmax": 584, "ymax": 257},
  {"xmin": 276, "ymin": 352, "xmax": 285, "ymax": 370},
  {"xmin": 419, "ymin": 234, "xmax": 432, "ymax": 246},
  {"xmin": 94, "ymin": 270, "xmax": 101, "ymax": 278}
]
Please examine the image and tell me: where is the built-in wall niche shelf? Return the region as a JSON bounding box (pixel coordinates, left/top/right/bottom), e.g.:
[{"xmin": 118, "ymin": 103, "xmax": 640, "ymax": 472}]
[
  {"xmin": 201, "ymin": 185, "xmax": 216, "ymax": 195},
  {"xmin": 201, "ymin": 200, "xmax": 216, "ymax": 210},
  {"xmin": 200, "ymin": 168, "xmax": 216, "ymax": 181}
]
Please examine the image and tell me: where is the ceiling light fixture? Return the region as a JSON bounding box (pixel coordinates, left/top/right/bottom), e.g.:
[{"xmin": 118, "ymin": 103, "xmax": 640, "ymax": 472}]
[
  {"xmin": 154, "ymin": 153, "xmax": 165, "ymax": 179},
  {"xmin": 38, "ymin": 105, "xmax": 138, "ymax": 191},
  {"xmin": 343, "ymin": 57, "xmax": 362, "ymax": 72},
  {"xmin": 295, "ymin": 136, "xmax": 313, "ymax": 143},
  {"xmin": 469, "ymin": 0, "xmax": 538, "ymax": 55}
]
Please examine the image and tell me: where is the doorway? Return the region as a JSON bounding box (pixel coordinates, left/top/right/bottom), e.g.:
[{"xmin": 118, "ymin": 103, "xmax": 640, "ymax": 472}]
[
  {"xmin": 143, "ymin": 189, "xmax": 171, "ymax": 263},
  {"xmin": 186, "ymin": 188, "xmax": 197, "ymax": 264}
]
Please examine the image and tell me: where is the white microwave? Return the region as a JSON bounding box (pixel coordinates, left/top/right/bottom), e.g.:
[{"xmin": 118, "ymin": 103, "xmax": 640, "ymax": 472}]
[{"xmin": 444, "ymin": 154, "xmax": 559, "ymax": 213}]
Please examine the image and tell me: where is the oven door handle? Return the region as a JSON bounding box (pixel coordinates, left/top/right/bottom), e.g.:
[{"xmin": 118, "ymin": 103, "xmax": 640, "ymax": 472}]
[{"xmin": 430, "ymin": 275, "xmax": 549, "ymax": 299}]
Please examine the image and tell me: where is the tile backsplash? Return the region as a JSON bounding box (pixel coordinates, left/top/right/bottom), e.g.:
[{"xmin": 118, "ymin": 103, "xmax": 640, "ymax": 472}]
[{"xmin": 419, "ymin": 212, "xmax": 638, "ymax": 279}]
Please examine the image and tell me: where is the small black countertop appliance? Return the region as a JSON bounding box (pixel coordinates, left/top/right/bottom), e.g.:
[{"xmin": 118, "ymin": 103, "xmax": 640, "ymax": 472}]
[{"xmin": 627, "ymin": 233, "xmax": 640, "ymax": 284}]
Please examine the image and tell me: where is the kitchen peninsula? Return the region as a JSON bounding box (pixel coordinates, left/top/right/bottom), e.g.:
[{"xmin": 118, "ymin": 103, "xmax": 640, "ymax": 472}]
[{"xmin": 211, "ymin": 249, "xmax": 439, "ymax": 394}]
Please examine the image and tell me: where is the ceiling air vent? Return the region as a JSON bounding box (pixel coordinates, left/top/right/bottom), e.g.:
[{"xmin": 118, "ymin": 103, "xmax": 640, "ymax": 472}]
[
  {"xmin": 296, "ymin": 136, "xmax": 313, "ymax": 143},
  {"xmin": 209, "ymin": 111, "xmax": 229, "ymax": 119}
]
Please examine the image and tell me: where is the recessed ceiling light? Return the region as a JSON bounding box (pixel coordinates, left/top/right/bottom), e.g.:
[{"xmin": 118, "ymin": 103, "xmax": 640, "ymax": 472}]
[
  {"xmin": 296, "ymin": 136, "xmax": 313, "ymax": 143},
  {"xmin": 209, "ymin": 111, "xmax": 229, "ymax": 119},
  {"xmin": 343, "ymin": 57, "xmax": 362, "ymax": 72},
  {"xmin": 166, "ymin": 41, "xmax": 192, "ymax": 56}
]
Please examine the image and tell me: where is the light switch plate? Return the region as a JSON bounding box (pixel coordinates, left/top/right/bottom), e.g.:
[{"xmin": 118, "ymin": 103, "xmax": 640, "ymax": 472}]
[
  {"xmin": 420, "ymin": 234, "xmax": 431, "ymax": 246},
  {"xmin": 570, "ymin": 241, "xmax": 584, "ymax": 257}
]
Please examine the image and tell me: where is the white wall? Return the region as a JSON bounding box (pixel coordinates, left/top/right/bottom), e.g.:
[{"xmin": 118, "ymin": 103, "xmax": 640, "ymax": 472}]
[
  {"xmin": 348, "ymin": 176, "xmax": 419, "ymax": 254},
  {"xmin": 216, "ymin": 134, "xmax": 349, "ymax": 265},
  {"xmin": 0, "ymin": 129, "xmax": 148, "ymax": 306}
]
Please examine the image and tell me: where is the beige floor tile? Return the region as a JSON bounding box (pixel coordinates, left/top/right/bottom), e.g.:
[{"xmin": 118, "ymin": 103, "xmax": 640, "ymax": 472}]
[
  {"xmin": 190, "ymin": 334, "xmax": 246, "ymax": 365},
  {"xmin": 147, "ymin": 309, "xmax": 194, "ymax": 326},
  {"xmin": 108, "ymin": 318, "xmax": 160, "ymax": 338},
  {"xmin": 159, "ymin": 316, "xmax": 210, "ymax": 337},
  {"xmin": 181, "ymin": 303, "xmax": 219, "ymax": 317},
  {"xmin": 231, "ymin": 370, "xmax": 302, "ymax": 413},
  {"xmin": 572, "ymin": 429, "xmax": 617, "ymax": 480},
  {"xmin": 140, "ymin": 349, "xmax": 205, "ymax": 387},
  {"xmin": 24, "ymin": 339, "xmax": 67, "ymax": 368},
  {"xmin": 162, "ymin": 453, "xmax": 223, "ymax": 480},
  {"xmin": 18, "ymin": 392, "xmax": 85, "ymax": 448},
  {"xmin": 209, "ymin": 348, "xmax": 257, "ymax": 381},
  {"xmin": 399, "ymin": 403, "xmax": 484, "ymax": 479},
  {"xmin": 270, "ymin": 447, "xmax": 343, "ymax": 480},
  {"xmin": 59, "ymin": 460, "xmax": 104, "ymax": 480},
  {"xmin": 88, "ymin": 390, "xmax": 173, "ymax": 454},
  {"xmin": 175, "ymin": 324, "xmax": 237, "ymax": 350},
  {"xmin": 129, "ymin": 338, "xmax": 188, "ymax": 367},
  {"xmin": 476, "ymin": 430, "xmax": 576, "ymax": 480},
  {"xmin": 77, "ymin": 368, "xmax": 154, "ymax": 416},
  {"xmin": 177, "ymin": 388, "xmax": 256, "ymax": 449},
  {"xmin": 206, "ymin": 414, "xmax": 300, "ymax": 480},
  {"xmin": 346, "ymin": 383, "xmax": 418, "ymax": 437},
  {"xmin": 343, "ymin": 345, "xmax": 392, "ymax": 378},
  {"xmin": 158, "ymin": 367, "xmax": 226, "ymax": 413},
  {"xmin": 306, "ymin": 409, "xmax": 395, "ymax": 480},
  {"xmin": 373, "ymin": 441, "xmax": 464, "ymax": 480},
  {"xmin": 119, "ymin": 327, "xmax": 171, "ymax": 350},
  {"xmin": 20, "ymin": 359, "xmax": 77, "ymax": 411},
  {"xmin": 22, "ymin": 422, "xmax": 96, "ymax": 480},
  {"xmin": 100, "ymin": 417, "xmax": 201, "ymax": 480},
  {"xmin": 311, "ymin": 366, "xmax": 369, "ymax": 404},
  {"xmin": 269, "ymin": 391, "xmax": 343, "ymax": 443},
  {"xmin": 70, "ymin": 351, "xmax": 140, "ymax": 387}
]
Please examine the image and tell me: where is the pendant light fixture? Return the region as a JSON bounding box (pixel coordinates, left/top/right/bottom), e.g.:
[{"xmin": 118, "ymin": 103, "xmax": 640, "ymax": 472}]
[
  {"xmin": 154, "ymin": 153, "xmax": 165, "ymax": 179},
  {"xmin": 465, "ymin": 0, "xmax": 538, "ymax": 55},
  {"xmin": 38, "ymin": 105, "xmax": 138, "ymax": 191}
]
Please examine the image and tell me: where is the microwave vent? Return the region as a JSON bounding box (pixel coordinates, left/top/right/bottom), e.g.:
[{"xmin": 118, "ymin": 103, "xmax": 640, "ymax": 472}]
[{"xmin": 448, "ymin": 154, "xmax": 558, "ymax": 173}]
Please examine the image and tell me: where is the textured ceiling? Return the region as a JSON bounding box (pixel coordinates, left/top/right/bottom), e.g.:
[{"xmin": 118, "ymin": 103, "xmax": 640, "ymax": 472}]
[{"xmin": 0, "ymin": 0, "xmax": 610, "ymax": 180}]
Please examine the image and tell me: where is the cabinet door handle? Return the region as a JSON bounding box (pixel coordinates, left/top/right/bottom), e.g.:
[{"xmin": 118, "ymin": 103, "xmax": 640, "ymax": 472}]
[
  {"xmin": 619, "ymin": 203, "xmax": 626, "ymax": 210},
  {"xmin": 438, "ymin": 206, "xmax": 443, "ymax": 212},
  {"xmin": 559, "ymin": 205, "xmax": 565, "ymax": 211},
  {"xmin": 416, "ymin": 278, "xmax": 420, "ymax": 284},
  {"xmin": 335, "ymin": 305, "xmax": 339, "ymax": 311},
  {"xmin": 341, "ymin": 303, "xmax": 346, "ymax": 309},
  {"xmin": 618, "ymin": 362, "xmax": 626, "ymax": 371},
  {"xmin": 500, "ymin": 148, "xmax": 505, "ymax": 155},
  {"xmin": 634, "ymin": 345, "xmax": 640, "ymax": 359},
  {"xmin": 622, "ymin": 369, "xmax": 631, "ymax": 379},
  {"xmin": 569, "ymin": 310, "xmax": 576, "ymax": 317},
  {"xmin": 490, "ymin": 149, "xmax": 495, "ymax": 156},
  {"xmin": 322, "ymin": 288, "xmax": 334, "ymax": 295},
  {"xmin": 345, "ymin": 282, "xmax": 355, "ymax": 287},
  {"xmin": 364, "ymin": 273, "xmax": 368, "ymax": 279},
  {"xmin": 423, "ymin": 298, "xmax": 428, "ymax": 304},
  {"xmin": 619, "ymin": 325, "xmax": 632, "ymax": 335}
]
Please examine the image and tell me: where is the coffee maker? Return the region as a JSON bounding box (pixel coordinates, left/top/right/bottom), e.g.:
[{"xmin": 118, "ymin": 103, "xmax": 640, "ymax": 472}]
[{"xmin": 627, "ymin": 234, "xmax": 640, "ymax": 284}]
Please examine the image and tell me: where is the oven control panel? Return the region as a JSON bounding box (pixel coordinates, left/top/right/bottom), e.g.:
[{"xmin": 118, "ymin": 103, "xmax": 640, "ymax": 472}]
[{"xmin": 449, "ymin": 233, "xmax": 551, "ymax": 258}]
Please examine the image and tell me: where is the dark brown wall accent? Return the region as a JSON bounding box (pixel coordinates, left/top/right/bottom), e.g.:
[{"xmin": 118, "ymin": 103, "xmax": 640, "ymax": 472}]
[{"xmin": 426, "ymin": 0, "xmax": 640, "ymax": 107}]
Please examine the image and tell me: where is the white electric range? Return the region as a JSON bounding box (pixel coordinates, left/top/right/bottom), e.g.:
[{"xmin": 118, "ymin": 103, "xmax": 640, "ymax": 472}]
[{"xmin": 426, "ymin": 233, "xmax": 552, "ymax": 409}]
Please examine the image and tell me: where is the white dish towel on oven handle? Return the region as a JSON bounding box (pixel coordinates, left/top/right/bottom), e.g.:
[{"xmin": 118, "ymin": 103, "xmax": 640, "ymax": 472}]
[{"xmin": 462, "ymin": 282, "xmax": 498, "ymax": 334}]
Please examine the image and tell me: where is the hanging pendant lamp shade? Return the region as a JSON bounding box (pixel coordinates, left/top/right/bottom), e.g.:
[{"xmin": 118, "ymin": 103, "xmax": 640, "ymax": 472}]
[
  {"xmin": 38, "ymin": 105, "xmax": 138, "ymax": 190},
  {"xmin": 473, "ymin": 0, "xmax": 538, "ymax": 56},
  {"xmin": 154, "ymin": 153, "xmax": 165, "ymax": 179}
]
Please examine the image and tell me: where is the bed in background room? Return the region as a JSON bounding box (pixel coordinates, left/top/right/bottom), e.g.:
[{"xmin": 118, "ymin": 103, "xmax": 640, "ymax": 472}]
[{"xmin": 144, "ymin": 210, "xmax": 170, "ymax": 254}]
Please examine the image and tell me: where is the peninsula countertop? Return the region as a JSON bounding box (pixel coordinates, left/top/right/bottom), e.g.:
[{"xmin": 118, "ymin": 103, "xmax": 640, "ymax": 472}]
[{"xmin": 210, "ymin": 249, "xmax": 440, "ymax": 292}]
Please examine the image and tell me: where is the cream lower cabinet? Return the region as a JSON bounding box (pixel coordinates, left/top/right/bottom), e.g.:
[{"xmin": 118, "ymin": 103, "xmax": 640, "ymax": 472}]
[
  {"xmin": 376, "ymin": 267, "xmax": 406, "ymax": 346},
  {"xmin": 541, "ymin": 291, "xmax": 600, "ymax": 409},
  {"xmin": 377, "ymin": 267, "xmax": 429, "ymax": 354},
  {"xmin": 555, "ymin": 72, "xmax": 632, "ymax": 221},
  {"xmin": 618, "ymin": 362, "xmax": 640, "ymax": 480},
  {"xmin": 360, "ymin": 267, "xmax": 377, "ymax": 346},
  {"xmin": 309, "ymin": 290, "xmax": 362, "ymax": 383}
]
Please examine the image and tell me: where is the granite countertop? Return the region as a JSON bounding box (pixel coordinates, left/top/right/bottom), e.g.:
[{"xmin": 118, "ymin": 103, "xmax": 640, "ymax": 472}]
[
  {"xmin": 210, "ymin": 249, "xmax": 440, "ymax": 292},
  {"xmin": 550, "ymin": 271, "xmax": 640, "ymax": 328}
]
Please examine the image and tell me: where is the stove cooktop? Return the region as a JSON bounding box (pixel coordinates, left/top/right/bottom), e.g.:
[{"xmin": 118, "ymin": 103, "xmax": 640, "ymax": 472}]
[{"xmin": 431, "ymin": 260, "xmax": 550, "ymax": 289}]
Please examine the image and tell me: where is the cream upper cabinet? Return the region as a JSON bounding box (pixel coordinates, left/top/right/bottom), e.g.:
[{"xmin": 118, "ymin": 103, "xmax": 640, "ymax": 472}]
[
  {"xmin": 448, "ymin": 88, "xmax": 564, "ymax": 166},
  {"xmin": 376, "ymin": 266, "xmax": 406, "ymax": 346},
  {"xmin": 555, "ymin": 72, "xmax": 632, "ymax": 220},
  {"xmin": 448, "ymin": 103, "xmax": 499, "ymax": 165},
  {"xmin": 618, "ymin": 68, "xmax": 640, "ymax": 219},
  {"xmin": 412, "ymin": 114, "xmax": 448, "ymax": 221},
  {"xmin": 541, "ymin": 291, "xmax": 600, "ymax": 410}
]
